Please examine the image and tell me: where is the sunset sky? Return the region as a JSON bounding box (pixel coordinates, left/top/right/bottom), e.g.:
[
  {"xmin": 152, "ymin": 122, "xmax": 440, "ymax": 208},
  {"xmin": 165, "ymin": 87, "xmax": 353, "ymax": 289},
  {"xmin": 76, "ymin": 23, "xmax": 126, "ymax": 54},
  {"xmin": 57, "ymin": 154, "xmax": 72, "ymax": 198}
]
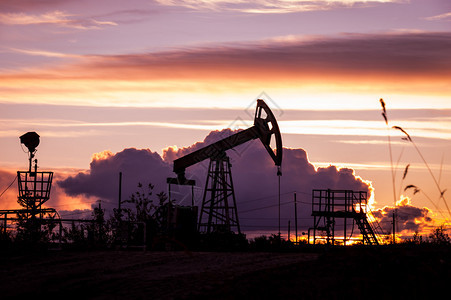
[{"xmin": 0, "ymin": 0, "xmax": 450, "ymax": 239}]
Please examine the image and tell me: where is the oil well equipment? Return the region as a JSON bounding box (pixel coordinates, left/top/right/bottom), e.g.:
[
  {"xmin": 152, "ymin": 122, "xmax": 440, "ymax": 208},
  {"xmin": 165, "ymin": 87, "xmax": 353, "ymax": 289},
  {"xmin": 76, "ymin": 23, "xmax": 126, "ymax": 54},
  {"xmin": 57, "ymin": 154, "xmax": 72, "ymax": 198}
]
[
  {"xmin": 308, "ymin": 189, "xmax": 383, "ymax": 245},
  {"xmin": 0, "ymin": 132, "xmax": 60, "ymax": 239},
  {"xmin": 167, "ymin": 99, "xmax": 283, "ymax": 235}
]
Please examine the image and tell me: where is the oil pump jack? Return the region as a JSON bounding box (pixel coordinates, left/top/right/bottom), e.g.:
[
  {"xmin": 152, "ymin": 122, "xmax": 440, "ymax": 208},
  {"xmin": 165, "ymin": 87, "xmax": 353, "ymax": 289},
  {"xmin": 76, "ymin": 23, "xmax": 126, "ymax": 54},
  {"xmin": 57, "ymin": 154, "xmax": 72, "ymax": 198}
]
[{"xmin": 167, "ymin": 99, "xmax": 282, "ymax": 234}]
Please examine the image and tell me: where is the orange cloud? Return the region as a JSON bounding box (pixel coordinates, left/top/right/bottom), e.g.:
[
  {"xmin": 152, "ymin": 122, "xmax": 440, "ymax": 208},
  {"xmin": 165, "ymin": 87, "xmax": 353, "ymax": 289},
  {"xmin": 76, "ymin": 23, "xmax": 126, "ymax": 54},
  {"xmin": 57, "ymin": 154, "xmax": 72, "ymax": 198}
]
[
  {"xmin": 0, "ymin": 32, "xmax": 450, "ymax": 110},
  {"xmin": 3, "ymin": 32, "xmax": 450, "ymax": 84},
  {"xmin": 371, "ymin": 196, "xmax": 438, "ymax": 238},
  {"xmin": 92, "ymin": 150, "xmax": 114, "ymax": 162}
]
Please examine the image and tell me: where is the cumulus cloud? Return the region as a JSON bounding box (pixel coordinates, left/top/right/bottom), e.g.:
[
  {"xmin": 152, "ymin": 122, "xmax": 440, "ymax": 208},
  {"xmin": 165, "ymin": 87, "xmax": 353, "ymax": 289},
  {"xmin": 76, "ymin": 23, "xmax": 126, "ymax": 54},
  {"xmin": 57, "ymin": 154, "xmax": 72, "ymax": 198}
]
[
  {"xmin": 58, "ymin": 129, "xmax": 373, "ymax": 232},
  {"xmin": 371, "ymin": 197, "xmax": 435, "ymax": 237},
  {"xmin": 163, "ymin": 129, "xmax": 373, "ymax": 231},
  {"xmin": 58, "ymin": 148, "xmax": 172, "ymax": 209}
]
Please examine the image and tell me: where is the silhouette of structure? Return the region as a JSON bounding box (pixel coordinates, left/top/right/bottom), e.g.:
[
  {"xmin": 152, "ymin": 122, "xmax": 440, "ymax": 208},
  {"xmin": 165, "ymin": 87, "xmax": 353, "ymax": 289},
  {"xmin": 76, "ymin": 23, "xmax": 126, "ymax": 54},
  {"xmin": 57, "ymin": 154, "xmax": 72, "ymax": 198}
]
[
  {"xmin": 0, "ymin": 132, "xmax": 60, "ymax": 237},
  {"xmin": 201, "ymin": 154, "xmax": 240, "ymax": 233},
  {"xmin": 308, "ymin": 189, "xmax": 380, "ymax": 245},
  {"xmin": 167, "ymin": 99, "xmax": 283, "ymax": 234}
]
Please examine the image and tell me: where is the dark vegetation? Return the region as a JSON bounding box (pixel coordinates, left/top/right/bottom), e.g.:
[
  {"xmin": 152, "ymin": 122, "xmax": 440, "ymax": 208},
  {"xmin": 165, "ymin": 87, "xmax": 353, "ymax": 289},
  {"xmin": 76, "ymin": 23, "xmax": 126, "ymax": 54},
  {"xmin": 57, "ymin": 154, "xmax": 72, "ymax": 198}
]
[
  {"xmin": 1, "ymin": 175, "xmax": 450, "ymax": 299},
  {"xmin": 1, "ymin": 181, "xmax": 450, "ymax": 253},
  {"xmin": 0, "ymin": 184, "xmax": 449, "ymax": 299}
]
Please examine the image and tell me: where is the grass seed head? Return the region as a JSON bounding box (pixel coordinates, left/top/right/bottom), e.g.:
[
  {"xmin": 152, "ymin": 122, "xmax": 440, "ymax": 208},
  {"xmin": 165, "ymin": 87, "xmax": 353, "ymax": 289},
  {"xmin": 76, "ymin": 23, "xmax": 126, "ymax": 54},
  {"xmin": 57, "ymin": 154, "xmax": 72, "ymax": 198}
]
[
  {"xmin": 403, "ymin": 164, "xmax": 410, "ymax": 180},
  {"xmin": 393, "ymin": 126, "xmax": 412, "ymax": 142}
]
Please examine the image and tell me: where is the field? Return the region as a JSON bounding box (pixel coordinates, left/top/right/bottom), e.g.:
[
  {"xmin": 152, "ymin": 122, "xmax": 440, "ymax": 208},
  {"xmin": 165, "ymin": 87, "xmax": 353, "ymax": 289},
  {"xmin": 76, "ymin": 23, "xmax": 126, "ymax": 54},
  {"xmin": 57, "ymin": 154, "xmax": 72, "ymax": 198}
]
[{"xmin": 0, "ymin": 246, "xmax": 449, "ymax": 299}]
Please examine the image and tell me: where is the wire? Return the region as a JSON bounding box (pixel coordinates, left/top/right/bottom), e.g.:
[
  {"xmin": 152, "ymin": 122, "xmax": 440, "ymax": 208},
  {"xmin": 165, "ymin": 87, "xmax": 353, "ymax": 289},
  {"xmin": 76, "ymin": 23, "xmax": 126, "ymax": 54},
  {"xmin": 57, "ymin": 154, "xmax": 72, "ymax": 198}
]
[
  {"xmin": 59, "ymin": 211, "xmax": 91, "ymax": 217},
  {"xmin": 0, "ymin": 175, "xmax": 17, "ymax": 199},
  {"xmin": 238, "ymin": 191, "xmax": 292, "ymax": 205},
  {"xmin": 20, "ymin": 143, "xmax": 29, "ymax": 154},
  {"xmin": 240, "ymin": 200, "xmax": 293, "ymax": 214},
  {"xmin": 239, "ymin": 190, "xmax": 311, "ymax": 205},
  {"xmin": 240, "ymin": 217, "xmax": 311, "ymax": 220}
]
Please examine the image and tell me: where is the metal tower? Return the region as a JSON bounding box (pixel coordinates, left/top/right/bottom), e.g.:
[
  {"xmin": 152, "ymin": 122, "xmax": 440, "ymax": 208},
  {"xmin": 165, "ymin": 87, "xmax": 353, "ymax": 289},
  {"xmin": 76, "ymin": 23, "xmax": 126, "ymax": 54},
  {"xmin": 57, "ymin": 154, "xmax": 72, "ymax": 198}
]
[
  {"xmin": 17, "ymin": 132, "xmax": 54, "ymax": 219},
  {"xmin": 198, "ymin": 154, "xmax": 240, "ymax": 234},
  {"xmin": 0, "ymin": 132, "xmax": 58, "ymax": 237}
]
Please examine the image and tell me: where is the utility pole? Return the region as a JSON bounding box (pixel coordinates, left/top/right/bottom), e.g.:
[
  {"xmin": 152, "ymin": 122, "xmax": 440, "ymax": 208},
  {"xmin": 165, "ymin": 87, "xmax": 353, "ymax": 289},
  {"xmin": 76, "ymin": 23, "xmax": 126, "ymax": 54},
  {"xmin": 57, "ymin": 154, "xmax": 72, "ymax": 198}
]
[
  {"xmin": 277, "ymin": 167, "xmax": 281, "ymax": 237},
  {"xmin": 191, "ymin": 185, "xmax": 194, "ymax": 207},
  {"xmin": 288, "ymin": 220, "xmax": 291, "ymax": 242},
  {"xmin": 118, "ymin": 172, "xmax": 122, "ymax": 212},
  {"xmin": 294, "ymin": 192, "xmax": 298, "ymax": 244},
  {"xmin": 392, "ymin": 208, "xmax": 396, "ymax": 244}
]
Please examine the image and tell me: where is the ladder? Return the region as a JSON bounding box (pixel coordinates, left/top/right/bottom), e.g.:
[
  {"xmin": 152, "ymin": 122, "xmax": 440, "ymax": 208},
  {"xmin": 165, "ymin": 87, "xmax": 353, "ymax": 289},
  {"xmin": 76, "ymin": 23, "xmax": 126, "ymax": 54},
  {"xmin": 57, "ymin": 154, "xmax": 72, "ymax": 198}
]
[{"xmin": 355, "ymin": 214, "xmax": 379, "ymax": 245}]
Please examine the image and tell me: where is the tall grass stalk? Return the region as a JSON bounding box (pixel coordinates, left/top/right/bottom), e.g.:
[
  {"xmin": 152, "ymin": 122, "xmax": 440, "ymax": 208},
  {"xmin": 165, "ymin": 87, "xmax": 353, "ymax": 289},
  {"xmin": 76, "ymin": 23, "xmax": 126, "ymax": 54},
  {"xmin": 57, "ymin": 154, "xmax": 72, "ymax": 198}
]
[
  {"xmin": 393, "ymin": 126, "xmax": 451, "ymax": 219},
  {"xmin": 380, "ymin": 99, "xmax": 397, "ymax": 207},
  {"xmin": 380, "ymin": 98, "xmax": 398, "ymax": 243},
  {"xmin": 438, "ymin": 153, "xmax": 444, "ymax": 187},
  {"xmin": 397, "ymin": 163, "xmax": 409, "ymax": 204}
]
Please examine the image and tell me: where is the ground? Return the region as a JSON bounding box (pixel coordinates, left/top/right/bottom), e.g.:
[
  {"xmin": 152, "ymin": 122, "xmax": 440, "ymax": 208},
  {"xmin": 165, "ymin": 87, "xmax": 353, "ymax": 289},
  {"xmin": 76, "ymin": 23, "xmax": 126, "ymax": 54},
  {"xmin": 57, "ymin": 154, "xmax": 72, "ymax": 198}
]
[{"xmin": 0, "ymin": 246, "xmax": 449, "ymax": 299}]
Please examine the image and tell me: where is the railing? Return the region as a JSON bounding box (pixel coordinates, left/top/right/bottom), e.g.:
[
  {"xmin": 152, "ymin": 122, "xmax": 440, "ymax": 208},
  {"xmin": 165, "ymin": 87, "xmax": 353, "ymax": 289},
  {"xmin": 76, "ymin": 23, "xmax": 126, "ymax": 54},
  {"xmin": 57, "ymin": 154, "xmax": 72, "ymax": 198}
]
[{"xmin": 17, "ymin": 171, "xmax": 53, "ymax": 208}]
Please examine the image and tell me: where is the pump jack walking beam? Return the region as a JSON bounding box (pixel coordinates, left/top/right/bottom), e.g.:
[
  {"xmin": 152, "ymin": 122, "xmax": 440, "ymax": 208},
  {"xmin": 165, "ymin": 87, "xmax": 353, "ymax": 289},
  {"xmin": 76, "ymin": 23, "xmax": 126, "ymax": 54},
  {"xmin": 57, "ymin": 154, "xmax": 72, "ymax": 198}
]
[{"xmin": 172, "ymin": 99, "xmax": 283, "ymax": 184}]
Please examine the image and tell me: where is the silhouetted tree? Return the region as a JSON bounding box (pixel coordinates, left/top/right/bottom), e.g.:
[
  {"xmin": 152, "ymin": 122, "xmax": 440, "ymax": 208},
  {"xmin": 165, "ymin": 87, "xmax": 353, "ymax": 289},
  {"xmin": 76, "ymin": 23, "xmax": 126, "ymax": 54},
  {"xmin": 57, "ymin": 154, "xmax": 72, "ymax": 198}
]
[
  {"xmin": 110, "ymin": 182, "xmax": 169, "ymax": 247},
  {"xmin": 86, "ymin": 203, "xmax": 110, "ymax": 247},
  {"xmin": 428, "ymin": 225, "xmax": 450, "ymax": 245},
  {"xmin": 60, "ymin": 203, "xmax": 112, "ymax": 249},
  {"xmin": 63, "ymin": 222, "xmax": 88, "ymax": 247},
  {"xmin": 14, "ymin": 213, "xmax": 56, "ymax": 246}
]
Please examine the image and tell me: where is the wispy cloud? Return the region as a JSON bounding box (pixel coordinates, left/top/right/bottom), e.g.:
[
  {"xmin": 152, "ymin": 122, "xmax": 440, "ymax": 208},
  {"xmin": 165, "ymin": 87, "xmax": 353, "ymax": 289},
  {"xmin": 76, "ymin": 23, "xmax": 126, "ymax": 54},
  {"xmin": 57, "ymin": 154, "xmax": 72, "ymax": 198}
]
[
  {"xmin": 2, "ymin": 112, "xmax": 451, "ymax": 141},
  {"xmin": 68, "ymin": 32, "xmax": 451, "ymax": 79},
  {"xmin": 280, "ymin": 119, "xmax": 451, "ymax": 140},
  {"xmin": 336, "ymin": 139, "xmax": 406, "ymax": 146},
  {"xmin": 425, "ymin": 12, "xmax": 451, "ymax": 21},
  {"xmin": 0, "ymin": 119, "xmax": 233, "ymax": 138},
  {"xmin": 3, "ymin": 32, "xmax": 451, "ymax": 79},
  {"xmin": 0, "ymin": 32, "xmax": 450, "ymax": 108},
  {"xmin": 8, "ymin": 47, "xmax": 81, "ymax": 58},
  {"xmin": 154, "ymin": 0, "xmax": 401, "ymax": 14},
  {"xmin": 0, "ymin": 10, "xmax": 117, "ymax": 29}
]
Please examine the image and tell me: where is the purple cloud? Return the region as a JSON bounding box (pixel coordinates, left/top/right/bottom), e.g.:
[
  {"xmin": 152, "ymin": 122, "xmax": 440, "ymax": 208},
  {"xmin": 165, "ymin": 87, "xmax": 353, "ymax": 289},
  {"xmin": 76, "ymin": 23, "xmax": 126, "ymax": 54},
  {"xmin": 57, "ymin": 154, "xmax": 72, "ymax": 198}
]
[
  {"xmin": 58, "ymin": 148, "xmax": 172, "ymax": 211},
  {"xmin": 79, "ymin": 32, "xmax": 451, "ymax": 79},
  {"xmin": 58, "ymin": 129, "xmax": 373, "ymax": 233},
  {"xmin": 371, "ymin": 198, "xmax": 434, "ymax": 236}
]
